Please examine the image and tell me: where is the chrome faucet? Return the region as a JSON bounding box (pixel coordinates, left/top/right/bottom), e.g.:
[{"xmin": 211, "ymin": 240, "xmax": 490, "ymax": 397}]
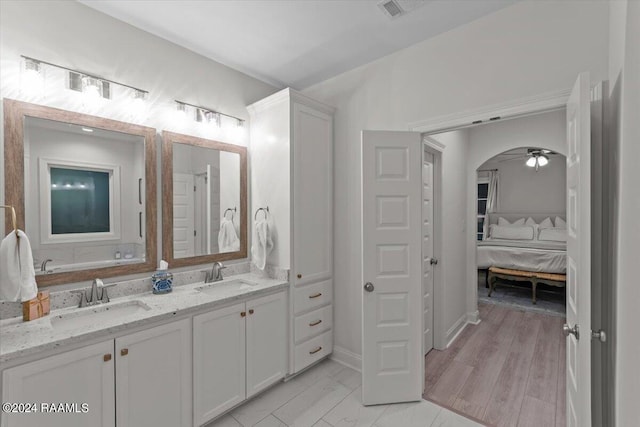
[
  {"xmin": 74, "ymin": 279, "xmax": 116, "ymax": 307},
  {"xmin": 205, "ymin": 262, "xmax": 226, "ymax": 283}
]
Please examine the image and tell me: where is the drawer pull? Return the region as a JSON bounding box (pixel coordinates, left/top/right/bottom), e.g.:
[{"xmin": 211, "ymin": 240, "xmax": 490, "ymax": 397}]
[
  {"xmin": 249, "ymin": 309, "xmax": 254, "ymax": 315},
  {"xmin": 309, "ymin": 319, "xmax": 322, "ymax": 327},
  {"xmin": 309, "ymin": 346, "xmax": 322, "ymax": 355},
  {"xmin": 241, "ymin": 311, "xmax": 246, "ymax": 317},
  {"xmin": 121, "ymin": 349, "xmax": 128, "ymax": 356},
  {"xmin": 104, "ymin": 354, "xmax": 112, "ymax": 362},
  {"xmin": 309, "ymin": 293, "xmax": 322, "ymax": 299}
]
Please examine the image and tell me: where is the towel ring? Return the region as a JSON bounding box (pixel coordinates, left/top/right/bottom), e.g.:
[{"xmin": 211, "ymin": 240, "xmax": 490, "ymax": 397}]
[
  {"xmin": 224, "ymin": 207, "xmax": 236, "ymax": 221},
  {"xmin": 0, "ymin": 205, "xmax": 18, "ymax": 237},
  {"xmin": 254, "ymin": 207, "xmax": 269, "ymax": 220}
]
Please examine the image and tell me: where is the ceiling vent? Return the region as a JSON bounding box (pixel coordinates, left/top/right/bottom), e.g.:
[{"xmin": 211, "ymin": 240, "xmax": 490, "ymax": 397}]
[{"xmin": 378, "ymin": 0, "xmax": 405, "ymax": 19}]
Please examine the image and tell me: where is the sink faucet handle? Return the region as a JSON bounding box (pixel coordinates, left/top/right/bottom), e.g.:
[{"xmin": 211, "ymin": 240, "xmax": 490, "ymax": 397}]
[{"xmin": 98, "ymin": 283, "xmax": 117, "ymax": 303}]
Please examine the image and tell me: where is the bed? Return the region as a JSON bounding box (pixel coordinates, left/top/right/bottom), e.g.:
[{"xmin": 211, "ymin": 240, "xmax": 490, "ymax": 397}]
[{"xmin": 477, "ymin": 212, "xmax": 567, "ymax": 274}]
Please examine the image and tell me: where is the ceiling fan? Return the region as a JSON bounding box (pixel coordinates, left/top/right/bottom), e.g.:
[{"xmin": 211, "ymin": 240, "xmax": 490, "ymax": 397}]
[{"xmin": 497, "ymin": 148, "xmax": 557, "ymax": 171}]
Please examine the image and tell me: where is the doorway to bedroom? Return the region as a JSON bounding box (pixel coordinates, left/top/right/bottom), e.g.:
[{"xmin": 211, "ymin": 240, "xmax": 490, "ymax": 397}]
[{"xmin": 422, "ymin": 109, "xmax": 569, "ymax": 426}]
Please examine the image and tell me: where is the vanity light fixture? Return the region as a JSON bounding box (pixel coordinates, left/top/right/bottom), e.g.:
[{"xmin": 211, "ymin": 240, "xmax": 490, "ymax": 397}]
[
  {"xmin": 174, "ymin": 100, "xmax": 245, "ymax": 129},
  {"xmin": 20, "ymin": 55, "xmax": 149, "ymax": 103},
  {"xmin": 21, "ymin": 57, "xmax": 44, "ymax": 94}
]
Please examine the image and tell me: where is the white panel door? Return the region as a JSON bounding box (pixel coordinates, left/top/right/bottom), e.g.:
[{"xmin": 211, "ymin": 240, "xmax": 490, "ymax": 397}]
[
  {"xmin": 1, "ymin": 341, "xmax": 115, "ymax": 427},
  {"xmin": 115, "ymin": 319, "xmax": 191, "ymax": 427},
  {"xmin": 246, "ymin": 291, "xmax": 287, "ymax": 398},
  {"xmin": 173, "ymin": 173, "xmax": 195, "ymax": 258},
  {"xmin": 565, "ymin": 72, "xmax": 591, "ymax": 427},
  {"xmin": 362, "ymin": 130, "xmax": 423, "ymax": 405},
  {"xmin": 422, "ymin": 152, "xmax": 434, "ymax": 355},
  {"xmin": 193, "ymin": 303, "xmax": 246, "ymax": 426},
  {"xmin": 292, "ymin": 102, "xmax": 333, "ymax": 286}
]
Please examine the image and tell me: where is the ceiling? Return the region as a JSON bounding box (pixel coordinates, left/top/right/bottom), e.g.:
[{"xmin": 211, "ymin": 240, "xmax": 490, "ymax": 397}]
[{"xmin": 78, "ymin": 0, "xmax": 517, "ymax": 89}]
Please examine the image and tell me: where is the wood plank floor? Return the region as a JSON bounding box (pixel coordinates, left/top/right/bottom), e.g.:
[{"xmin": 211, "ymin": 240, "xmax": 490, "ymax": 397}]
[{"xmin": 424, "ymin": 302, "xmax": 566, "ymax": 427}]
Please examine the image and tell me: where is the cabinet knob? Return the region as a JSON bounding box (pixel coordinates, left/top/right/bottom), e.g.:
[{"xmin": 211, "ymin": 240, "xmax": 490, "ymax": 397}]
[
  {"xmin": 297, "ymin": 274, "xmax": 302, "ymax": 279},
  {"xmin": 121, "ymin": 348, "xmax": 128, "ymax": 356},
  {"xmin": 103, "ymin": 354, "xmax": 112, "ymax": 362},
  {"xmin": 249, "ymin": 309, "xmax": 254, "ymax": 315},
  {"xmin": 241, "ymin": 311, "xmax": 246, "ymax": 317}
]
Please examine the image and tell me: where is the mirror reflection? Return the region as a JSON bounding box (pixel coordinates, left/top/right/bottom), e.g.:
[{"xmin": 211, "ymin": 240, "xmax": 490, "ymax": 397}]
[
  {"xmin": 24, "ymin": 116, "xmax": 146, "ymax": 275},
  {"xmin": 172, "ymin": 142, "xmax": 241, "ymax": 258}
]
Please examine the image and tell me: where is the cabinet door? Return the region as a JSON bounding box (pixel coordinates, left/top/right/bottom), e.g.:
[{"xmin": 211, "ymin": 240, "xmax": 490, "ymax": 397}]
[
  {"xmin": 115, "ymin": 318, "xmax": 191, "ymax": 427},
  {"xmin": 193, "ymin": 302, "xmax": 246, "ymax": 426},
  {"xmin": 292, "ymin": 103, "xmax": 333, "ymax": 286},
  {"xmin": 1, "ymin": 341, "xmax": 115, "ymax": 427},
  {"xmin": 246, "ymin": 291, "xmax": 287, "ymax": 398}
]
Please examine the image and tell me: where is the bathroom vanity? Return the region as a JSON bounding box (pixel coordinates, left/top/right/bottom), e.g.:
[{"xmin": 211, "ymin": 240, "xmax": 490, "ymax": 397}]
[{"xmin": 0, "ymin": 274, "xmax": 287, "ymax": 427}]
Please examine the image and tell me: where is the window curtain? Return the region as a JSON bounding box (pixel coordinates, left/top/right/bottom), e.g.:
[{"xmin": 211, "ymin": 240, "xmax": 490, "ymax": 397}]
[{"xmin": 482, "ymin": 171, "xmax": 499, "ymax": 240}]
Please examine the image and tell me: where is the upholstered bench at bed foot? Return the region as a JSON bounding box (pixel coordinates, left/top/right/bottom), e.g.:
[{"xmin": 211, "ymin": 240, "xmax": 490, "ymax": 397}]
[{"xmin": 487, "ymin": 266, "xmax": 566, "ymax": 304}]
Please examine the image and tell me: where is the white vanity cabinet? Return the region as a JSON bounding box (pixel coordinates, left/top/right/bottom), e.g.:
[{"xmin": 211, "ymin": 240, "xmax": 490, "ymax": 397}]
[
  {"xmin": 1, "ymin": 341, "xmax": 115, "ymax": 427},
  {"xmin": 193, "ymin": 291, "xmax": 286, "ymax": 426},
  {"xmin": 115, "ymin": 319, "xmax": 191, "ymax": 427},
  {"xmin": 1, "ymin": 319, "xmax": 191, "ymax": 427},
  {"xmin": 249, "ymin": 89, "xmax": 334, "ymax": 375}
]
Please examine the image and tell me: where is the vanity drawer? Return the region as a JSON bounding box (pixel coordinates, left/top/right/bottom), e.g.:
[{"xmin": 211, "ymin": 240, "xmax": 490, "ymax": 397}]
[
  {"xmin": 294, "ymin": 305, "xmax": 332, "ymax": 343},
  {"xmin": 293, "ymin": 280, "xmax": 332, "ymax": 315},
  {"xmin": 294, "ymin": 330, "xmax": 333, "ymax": 373}
]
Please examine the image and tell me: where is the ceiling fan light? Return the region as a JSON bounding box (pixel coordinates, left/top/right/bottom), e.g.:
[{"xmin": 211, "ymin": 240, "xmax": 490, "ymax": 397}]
[
  {"xmin": 538, "ymin": 155, "xmax": 549, "ymax": 166},
  {"xmin": 526, "ymin": 157, "xmax": 537, "ymax": 167}
]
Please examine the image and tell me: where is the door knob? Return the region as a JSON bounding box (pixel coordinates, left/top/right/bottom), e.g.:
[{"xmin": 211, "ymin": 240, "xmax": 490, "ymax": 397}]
[
  {"xmin": 563, "ymin": 323, "xmax": 580, "ymax": 340},
  {"xmin": 364, "ymin": 282, "xmax": 374, "ymax": 292},
  {"xmin": 430, "ymin": 258, "xmax": 438, "ymax": 265},
  {"xmin": 591, "ymin": 329, "xmax": 607, "ymax": 342}
]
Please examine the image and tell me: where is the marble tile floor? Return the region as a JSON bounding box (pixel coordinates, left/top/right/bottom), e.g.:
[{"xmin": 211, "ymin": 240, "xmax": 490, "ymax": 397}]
[{"xmin": 206, "ymin": 359, "xmax": 484, "ymax": 427}]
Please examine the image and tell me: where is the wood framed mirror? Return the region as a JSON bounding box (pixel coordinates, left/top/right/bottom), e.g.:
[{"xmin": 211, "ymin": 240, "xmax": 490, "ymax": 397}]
[
  {"xmin": 162, "ymin": 131, "xmax": 247, "ymax": 268},
  {"xmin": 3, "ymin": 99, "xmax": 157, "ymax": 286}
]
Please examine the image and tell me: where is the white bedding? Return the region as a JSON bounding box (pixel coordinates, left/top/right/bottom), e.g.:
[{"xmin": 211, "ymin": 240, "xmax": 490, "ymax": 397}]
[
  {"xmin": 477, "ymin": 245, "xmax": 566, "ymax": 273},
  {"xmin": 479, "ymin": 238, "xmax": 566, "ymax": 251}
]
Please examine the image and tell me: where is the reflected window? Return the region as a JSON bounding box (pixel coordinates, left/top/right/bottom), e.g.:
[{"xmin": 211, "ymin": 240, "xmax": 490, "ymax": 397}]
[{"xmin": 50, "ymin": 167, "xmax": 110, "ymax": 234}]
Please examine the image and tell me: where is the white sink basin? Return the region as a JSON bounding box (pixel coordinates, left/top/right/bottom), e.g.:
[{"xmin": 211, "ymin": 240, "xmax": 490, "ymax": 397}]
[
  {"xmin": 196, "ymin": 279, "xmax": 258, "ymax": 295},
  {"xmin": 51, "ymin": 300, "xmax": 151, "ymax": 331}
]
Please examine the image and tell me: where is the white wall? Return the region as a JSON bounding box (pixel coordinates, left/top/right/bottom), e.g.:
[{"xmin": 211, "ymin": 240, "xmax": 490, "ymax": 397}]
[
  {"xmin": 0, "ymin": 0, "xmax": 277, "ymax": 284},
  {"xmin": 303, "ymin": 1, "xmax": 609, "ymax": 359},
  {"xmin": 609, "ymin": 1, "xmax": 640, "ymax": 425},
  {"xmin": 474, "ymin": 110, "xmax": 567, "ymax": 215}
]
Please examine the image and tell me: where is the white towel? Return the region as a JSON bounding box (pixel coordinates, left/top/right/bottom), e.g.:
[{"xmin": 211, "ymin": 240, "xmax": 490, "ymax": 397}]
[
  {"xmin": 0, "ymin": 230, "xmax": 38, "ymax": 302},
  {"xmin": 251, "ymin": 218, "xmax": 273, "ymax": 271},
  {"xmin": 218, "ymin": 218, "xmax": 240, "ymax": 253}
]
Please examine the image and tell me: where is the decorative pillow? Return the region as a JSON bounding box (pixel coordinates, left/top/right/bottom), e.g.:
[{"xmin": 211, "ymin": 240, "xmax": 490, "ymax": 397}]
[
  {"xmin": 539, "ymin": 227, "xmax": 567, "ymax": 242},
  {"xmin": 525, "ymin": 217, "xmax": 537, "ymax": 226},
  {"xmin": 489, "ymin": 224, "xmax": 534, "ymax": 240},
  {"xmin": 555, "ymin": 216, "xmax": 567, "ymax": 229},
  {"xmin": 498, "ymin": 217, "xmax": 525, "ymax": 227},
  {"xmin": 539, "ymin": 217, "xmax": 553, "ymax": 228}
]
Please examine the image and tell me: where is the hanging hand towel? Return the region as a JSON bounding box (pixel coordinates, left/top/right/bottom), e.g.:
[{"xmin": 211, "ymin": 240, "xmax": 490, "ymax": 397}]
[
  {"xmin": 0, "ymin": 230, "xmax": 38, "ymax": 302},
  {"xmin": 218, "ymin": 218, "xmax": 240, "ymax": 253},
  {"xmin": 251, "ymin": 218, "xmax": 273, "ymax": 271}
]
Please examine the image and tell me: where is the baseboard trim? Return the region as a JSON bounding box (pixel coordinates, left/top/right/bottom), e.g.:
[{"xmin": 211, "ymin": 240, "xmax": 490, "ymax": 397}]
[
  {"xmin": 467, "ymin": 310, "xmax": 481, "ymax": 325},
  {"xmin": 330, "ymin": 346, "xmax": 361, "ymax": 372},
  {"xmin": 446, "ymin": 314, "xmax": 469, "ymax": 348}
]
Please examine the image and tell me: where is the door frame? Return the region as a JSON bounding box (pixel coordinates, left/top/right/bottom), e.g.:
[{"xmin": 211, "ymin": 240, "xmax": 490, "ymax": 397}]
[{"xmin": 410, "ymin": 88, "xmax": 572, "ymax": 352}]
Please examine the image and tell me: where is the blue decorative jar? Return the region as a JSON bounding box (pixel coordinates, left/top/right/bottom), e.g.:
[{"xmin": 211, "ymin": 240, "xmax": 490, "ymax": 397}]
[{"xmin": 152, "ymin": 270, "xmax": 173, "ymax": 294}]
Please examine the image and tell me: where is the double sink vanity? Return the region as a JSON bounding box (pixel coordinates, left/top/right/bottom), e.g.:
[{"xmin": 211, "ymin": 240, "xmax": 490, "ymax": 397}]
[{"xmin": 1, "ymin": 88, "xmax": 335, "ymax": 427}]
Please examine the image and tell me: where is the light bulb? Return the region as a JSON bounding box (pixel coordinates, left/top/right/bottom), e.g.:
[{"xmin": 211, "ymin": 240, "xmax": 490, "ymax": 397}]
[
  {"xmin": 538, "ymin": 155, "xmax": 549, "ymax": 166},
  {"xmin": 82, "ymin": 76, "xmax": 103, "ymax": 106},
  {"xmin": 21, "ymin": 58, "xmax": 44, "ymax": 95},
  {"xmin": 129, "ymin": 90, "xmax": 147, "ymax": 116},
  {"xmin": 526, "ymin": 157, "xmax": 537, "ymax": 167}
]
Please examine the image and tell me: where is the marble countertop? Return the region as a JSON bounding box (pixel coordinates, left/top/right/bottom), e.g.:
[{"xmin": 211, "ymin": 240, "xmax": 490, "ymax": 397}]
[{"xmin": 0, "ymin": 273, "xmax": 288, "ymax": 365}]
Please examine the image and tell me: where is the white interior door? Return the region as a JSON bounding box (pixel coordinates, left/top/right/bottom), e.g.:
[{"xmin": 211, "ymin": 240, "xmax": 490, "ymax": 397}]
[
  {"xmin": 565, "ymin": 72, "xmax": 591, "ymax": 427},
  {"xmin": 362, "ymin": 130, "xmax": 423, "ymax": 405},
  {"xmin": 173, "ymin": 173, "xmax": 194, "ymax": 257},
  {"xmin": 422, "ymin": 151, "xmax": 434, "ymax": 355}
]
